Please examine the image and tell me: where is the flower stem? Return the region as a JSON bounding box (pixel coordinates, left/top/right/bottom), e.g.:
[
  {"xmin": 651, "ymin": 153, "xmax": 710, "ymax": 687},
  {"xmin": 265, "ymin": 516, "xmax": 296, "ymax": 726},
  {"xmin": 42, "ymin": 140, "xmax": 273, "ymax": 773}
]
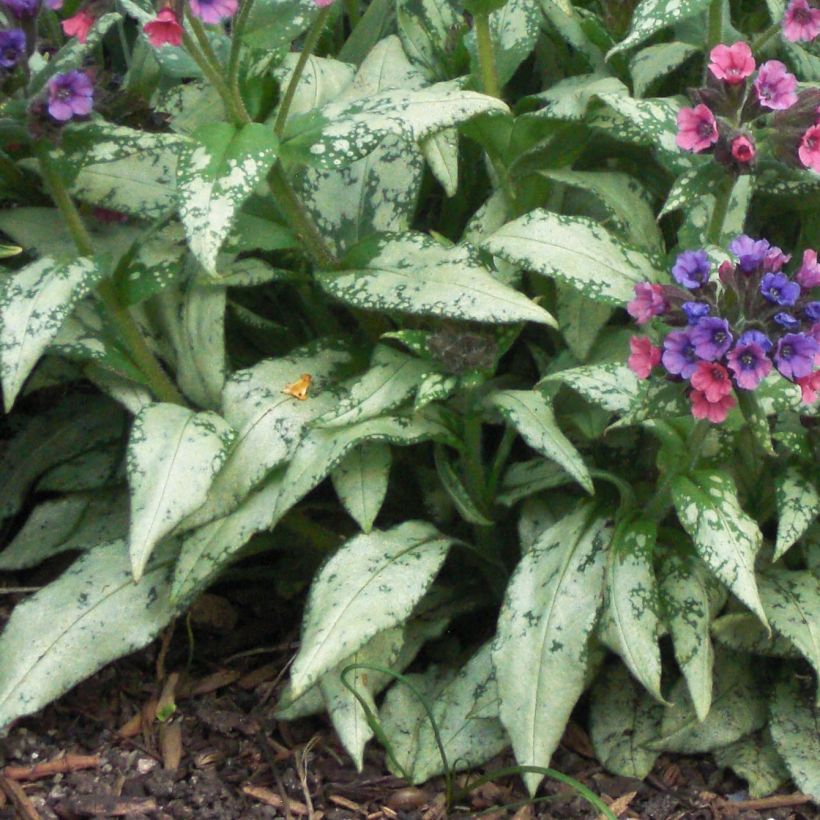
[
  {"xmin": 267, "ymin": 164, "xmax": 339, "ymax": 268},
  {"xmin": 181, "ymin": 28, "xmax": 244, "ymax": 124},
  {"xmin": 474, "ymin": 11, "xmax": 500, "ymax": 98},
  {"xmin": 37, "ymin": 151, "xmax": 186, "ymax": 406},
  {"xmin": 343, "ymin": 0, "xmax": 360, "ymax": 27},
  {"xmin": 273, "ymin": 5, "xmax": 332, "ymax": 137},
  {"xmin": 186, "ymin": 11, "xmax": 224, "ymax": 75},
  {"xmin": 227, "ymin": 0, "xmax": 256, "ymax": 121},
  {"xmin": 706, "ymin": 0, "xmax": 726, "ymax": 52},
  {"xmin": 706, "ymin": 173, "xmax": 735, "ymax": 246}
]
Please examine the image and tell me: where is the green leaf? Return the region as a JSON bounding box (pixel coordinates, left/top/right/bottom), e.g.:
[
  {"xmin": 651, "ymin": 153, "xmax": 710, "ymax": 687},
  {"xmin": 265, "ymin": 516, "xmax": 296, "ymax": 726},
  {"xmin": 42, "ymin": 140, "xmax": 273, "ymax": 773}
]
[
  {"xmin": 422, "ymin": 129, "xmax": 459, "ymax": 197},
  {"xmin": 672, "ymin": 470, "xmax": 767, "ymax": 629},
  {"xmin": 0, "ymin": 539, "xmax": 179, "ymax": 732},
  {"xmin": 0, "ymin": 256, "xmax": 106, "ymax": 411},
  {"xmin": 659, "ymin": 553, "xmax": 725, "ymax": 722},
  {"xmin": 434, "ymin": 445, "xmax": 493, "ymax": 526},
  {"xmin": 713, "ymin": 731, "xmax": 790, "ymax": 800},
  {"xmin": 539, "ymin": 0, "xmax": 607, "ymax": 71},
  {"xmin": 493, "ymin": 503, "xmax": 610, "ymax": 794},
  {"xmin": 759, "ymin": 570, "xmax": 820, "ymax": 704},
  {"xmin": 127, "ymin": 403, "xmax": 236, "ymax": 581},
  {"xmin": 290, "ymin": 521, "xmax": 456, "ymax": 696},
  {"xmin": 411, "ymin": 642, "xmax": 509, "ymax": 783},
  {"xmin": 711, "ymin": 613, "xmax": 800, "ymax": 658},
  {"xmin": 242, "ymin": 0, "xmax": 320, "ymax": 51},
  {"xmin": 607, "ymin": 0, "xmax": 711, "ymax": 56},
  {"xmin": 414, "ymin": 372, "xmax": 458, "ymax": 410},
  {"xmin": 630, "ymin": 42, "xmax": 698, "ymax": 97},
  {"xmin": 529, "ymin": 73, "xmax": 626, "ymax": 121},
  {"xmin": 177, "ymin": 123, "xmax": 279, "ymax": 274},
  {"xmin": 540, "ymin": 364, "xmax": 641, "ymax": 414},
  {"xmin": 736, "ymin": 390, "xmax": 775, "ymax": 457},
  {"xmin": 659, "ymin": 163, "xmax": 723, "ymax": 219},
  {"xmin": 652, "ymin": 651, "xmax": 767, "ymax": 754},
  {"xmin": 396, "ymin": 0, "xmax": 462, "ymax": 79},
  {"xmin": 498, "ymin": 459, "xmax": 574, "ymax": 507},
  {"xmin": 555, "ymin": 285, "xmax": 613, "ymax": 361},
  {"xmin": 489, "ymin": 390, "xmax": 593, "ymax": 493},
  {"xmin": 774, "ymin": 467, "xmax": 820, "ymax": 561},
  {"xmin": 119, "ymin": 223, "xmax": 187, "ymax": 305},
  {"xmin": 331, "ymin": 442, "xmax": 392, "ymax": 533},
  {"xmin": 273, "ymin": 55, "xmax": 356, "ymax": 124},
  {"xmin": 599, "ymin": 518, "xmax": 664, "ymax": 702},
  {"xmin": 770, "ymin": 676, "xmax": 820, "ymax": 801},
  {"xmin": 484, "ymin": 211, "xmax": 660, "ymax": 305},
  {"xmin": 589, "ymin": 662, "xmax": 662, "ymax": 779},
  {"xmin": 0, "ymin": 491, "xmax": 128, "ymax": 571},
  {"xmin": 318, "ymin": 233, "xmax": 556, "ymax": 325}
]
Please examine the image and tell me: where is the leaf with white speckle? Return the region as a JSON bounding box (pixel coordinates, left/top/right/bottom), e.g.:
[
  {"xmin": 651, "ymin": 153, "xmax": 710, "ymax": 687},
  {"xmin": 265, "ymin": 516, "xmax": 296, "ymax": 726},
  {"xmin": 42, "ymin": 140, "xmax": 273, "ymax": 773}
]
[
  {"xmin": 331, "ymin": 443, "xmax": 392, "ymax": 533},
  {"xmin": 713, "ymin": 731, "xmax": 790, "ymax": 799},
  {"xmin": 607, "ymin": 0, "xmax": 711, "ymax": 56},
  {"xmin": 630, "ymin": 42, "xmax": 698, "ymax": 97},
  {"xmin": 774, "ymin": 467, "xmax": 820, "ymax": 561},
  {"xmin": 540, "ymin": 364, "xmax": 641, "ymax": 414}
]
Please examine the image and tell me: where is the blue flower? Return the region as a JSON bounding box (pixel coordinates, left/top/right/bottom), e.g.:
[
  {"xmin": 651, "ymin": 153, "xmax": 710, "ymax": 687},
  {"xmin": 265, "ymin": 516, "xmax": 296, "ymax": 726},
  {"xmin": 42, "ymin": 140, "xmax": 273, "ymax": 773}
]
[
  {"xmin": 683, "ymin": 301, "xmax": 710, "ymax": 324},
  {"xmin": 774, "ymin": 312, "xmax": 800, "ymax": 330},
  {"xmin": 0, "ymin": 29, "xmax": 25, "ymax": 68},
  {"xmin": 760, "ymin": 272, "xmax": 800, "ymax": 306},
  {"xmin": 672, "ymin": 250, "xmax": 711, "ymax": 289}
]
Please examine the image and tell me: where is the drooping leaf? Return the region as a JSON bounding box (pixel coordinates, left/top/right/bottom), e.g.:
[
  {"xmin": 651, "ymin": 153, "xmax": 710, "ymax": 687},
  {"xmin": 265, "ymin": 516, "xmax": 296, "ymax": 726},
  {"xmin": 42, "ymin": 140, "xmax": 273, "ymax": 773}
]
[
  {"xmin": 589, "ymin": 662, "xmax": 662, "ymax": 779},
  {"xmin": 0, "ymin": 539, "xmax": 179, "ymax": 732},
  {"xmin": 497, "ymin": 459, "xmax": 574, "ymax": 507},
  {"xmin": 317, "ymin": 233, "xmax": 556, "ymax": 325},
  {"xmin": 177, "ymin": 122, "xmax": 279, "ymax": 274},
  {"xmin": 331, "ymin": 442, "xmax": 392, "ymax": 533},
  {"xmin": 711, "ymin": 613, "xmax": 800, "ymax": 658},
  {"xmin": 493, "ymin": 503, "xmax": 610, "ymax": 794},
  {"xmin": 672, "ymin": 470, "xmax": 767, "ymax": 628},
  {"xmin": 433, "ymin": 444, "xmax": 493, "ymax": 527},
  {"xmin": 774, "ymin": 467, "xmax": 820, "ymax": 561},
  {"xmin": 713, "ymin": 731, "xmax": 790, "ymax": 800},
  {"xmin": 0, "ymin": 255, "xmax": 106, "ymax": 411},
  {"xmin": 290, "ymin": 521, "xmax": 456, "ymax": 696},
  {"xmin": 126, "ymin": 403, "xmax": 235, "ymax": 581},
  {"xmin": 489, "ymin": 390, "xmax": 593, "ymax": 493},
  {"xmin": 540, "ymin": 364, "xmax": 641, "ymax": 414},
  {"xmin": 484, "ymin": 211, "xmax": 660, "ymax": 305},
  {"xmin": 630, "ymin": 42, "xmax": 698, "ymax": 97},
  {"xmin": 608, "ymin": 0, "xmax": 710, "ymax": 56}
]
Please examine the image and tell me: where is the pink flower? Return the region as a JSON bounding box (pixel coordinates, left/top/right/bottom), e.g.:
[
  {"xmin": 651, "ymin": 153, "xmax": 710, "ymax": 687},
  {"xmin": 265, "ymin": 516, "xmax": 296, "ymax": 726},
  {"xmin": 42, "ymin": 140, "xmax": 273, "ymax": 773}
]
[
  {"xmin": 189, "ymin": 0, "xmax": 237, "ymax": 23},
  {"xmin": 708, "ymin": 42, "xmax": 755, "ymax": 84},
  {"xmin": 690, "ymin": 389, "xmax": 736, "ymax": 423},
  {"xmin": 314, "ymin": 0, "xmax": 335, "ymax": 5},
  {"xmin": 731, "ymin": 135, "xmax": 756, "ymax": 163},
  {"xmin": 690, "ymin": 361, "xmax": 733, "ymax": 402},
  {"xmin": 143, "ymin": 7, "xmax": 183, "ymax": 46},
  {"xmin": 61, "ymin": 7, "xmax": 95, "ymax": 43},
  {"xmin": 676, "ymin": 104, "xmax": 719, "ymax": 152},
  {"xmin": 796, "ymin": 249, "xmax": 820, "ymax": 288},
  {"xmin": 798, "ymin": 123, "xmax": 820, "ymax": 171},
  {"xmin": 627, "ymin": 336, "xmax": 662, "ymax": 379},
  {"xmin": 627, "ymin": 282, "xmax": 668, "ymax": 324},
  {"xmin": 783, "ymin": 0, "xmax": 820, "ymax": 42},
  {"xmin": 754, "ymin": 60, "xmax": 798, "ymax": 110},
  {"xmin": 795, "ymin": 370, "xmax": 820, "ymax": 403}
]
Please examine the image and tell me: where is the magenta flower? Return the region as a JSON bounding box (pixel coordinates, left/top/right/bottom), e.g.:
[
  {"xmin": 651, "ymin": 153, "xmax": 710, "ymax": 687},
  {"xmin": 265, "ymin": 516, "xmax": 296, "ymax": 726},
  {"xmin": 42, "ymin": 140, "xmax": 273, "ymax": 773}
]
[
  {"xmin": 754, "ymin": 61, "xmax": 798, "ymax": 110},
  {"xmin": 676, "ymin": 104, "xmax": 719, "ymax": 152},
  {"xmin": 798, "ymin": 123, "xmax": 820, "ymax": 172},
  {"xmin": 690, "ymin": 361, "xmax": 733, "ymax": 402},
  {"xmin": 662, "ymin": 330, "xmax": 700, "ymax": 378},
  {"xmin": 796, "ymin": 370, "xmax": 820, "ymax": 403},
  {"xmin": 690, "ymin": 389, "xmax": 736, "ymax": 423},
  {"xmin": 1, "ymin": 0, "xmax": 38, "ymax": 18},
  {"xmin": 708, "ymin": 42, "xmax": 755, "ymax": 84},
  {"xmin": 47, "ymin": 70, "xmax": 94, "ymax": 122},
  {"xmin": 760, "ymin": 272, "xmax": 801, "ymax": 305},
  {"xmin": 730, "ymin": 135, "xmax": 755, "ymax": 163},
  {"xmin": 763, "ymin": 246, "xmax": 790, "ymax": 272},
  {"xmin": 691, "ymin": 317, "xmax": 733, "ymax": 361},
  {"xmin": 672, "ymin": 249, "xmax": 710, "ymax": 289},
  {"xmin": 189, "ymin": 0, "xmax": 237, "ymax": 22},
  {"xmin": 627, "ymin": 282, "xmax": 667, "ymax": 324},
  {"xmin": 62, "ymin": 7, "xmax": 95, "ymax": 43},
  {"xmin": 627, "ymin": 336, "xmax": 661, "ymax": 379},
  {"xmin": 796, "ymin": 249, "xmax": 820, "ymax": 288},
  {"xmin": 143, "ymin": 7, "xmax": 183, "ymax": 46},
  {"xmin": 775, "ymin": 332, "xmax": 819, "ymax": 379},
  {"xmin": 727, "ymin": 342, "xmax": 772, "ymax": 389},
  {"xmin": 0, "ymin": 29, "xmax": 25, "ymax": 69},
  {"xmin": 782, "ymin": 0, "xmax": 820, "ymax": 42}
]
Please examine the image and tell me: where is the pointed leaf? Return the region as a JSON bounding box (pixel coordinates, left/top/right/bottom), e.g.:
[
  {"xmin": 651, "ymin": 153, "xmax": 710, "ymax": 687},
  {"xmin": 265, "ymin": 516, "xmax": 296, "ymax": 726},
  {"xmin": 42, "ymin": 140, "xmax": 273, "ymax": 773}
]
[
  {"xmin": 713, "ymin": 731, "xmax": 790, "ymax": 800},
  {"xmin": 630, "ymin": 42, "xmax": 698, "ymax": 97},
  {"xmin": 497, "ymin": 459, "xmax": 573, "ymax": 507},
  {"xmin": 774, "ymin": 467, "xmax": 820, "ymax": 561},
  {"xmin": 608, "ymin": 0, "xmax": 711, "ymax": 56},
  {"xmin": 711, "ymin": 613, "xmax": 800, "ymax": 658},
  {"xmin": 540, "ymin": 364, "xmax": 641, "ymax": 414},
  {"xmin": 331, "ymin": 442, "xmax": 392, "ymax": 533}
]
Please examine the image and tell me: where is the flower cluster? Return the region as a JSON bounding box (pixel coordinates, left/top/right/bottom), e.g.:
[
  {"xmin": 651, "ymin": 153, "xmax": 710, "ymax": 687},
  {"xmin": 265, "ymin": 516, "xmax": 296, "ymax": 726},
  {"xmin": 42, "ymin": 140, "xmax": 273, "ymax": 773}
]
[
  {"xmin": 627, "ymin": 236, "xmax": 820, "ymax": 422},
  {"xmin": 676, "ymin": 41, "xmax": 820, "ymax": 174}
]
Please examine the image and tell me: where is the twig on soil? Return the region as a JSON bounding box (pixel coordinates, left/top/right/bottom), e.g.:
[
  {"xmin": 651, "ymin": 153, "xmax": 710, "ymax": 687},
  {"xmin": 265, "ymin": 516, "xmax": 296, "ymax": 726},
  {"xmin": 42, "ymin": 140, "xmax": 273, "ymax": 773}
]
[
  {"xmin": 243, "ymin": 784, "xmax": 310, "ymax": 816},
  {"xmin": 0, "ymin": 776, "xmax": 40, "ymax": 819},
  {"xmin": 716, "ymin": 792, "xmax": 813, "ymax": 812},
  {"xmin": 256, "ymin": 729, "xmax": 296, "ymax": 820},
  {"xmin": 155, "ymin": 621, "xmax": 176, "ymax": 682},
  {"xmin": 295, "ymin": 735, "xmax": 320, "ymax": 819},
  {"xmin": 3, "ymin": 753, "xmax": 101, "ymax": 782}
]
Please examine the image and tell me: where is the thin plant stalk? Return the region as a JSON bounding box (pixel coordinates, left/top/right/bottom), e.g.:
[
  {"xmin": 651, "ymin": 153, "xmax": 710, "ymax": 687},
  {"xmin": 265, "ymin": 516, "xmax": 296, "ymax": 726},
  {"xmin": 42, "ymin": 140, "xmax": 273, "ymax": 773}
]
[
  {"xmin": 706, "ymin": 174, "xmax": 736, "ymax": 245},
  {"xmin": 181, "ymin": 29, "xmax": 243, "ymax": 124},
  {"xmin": 474, "ymin": 11, "xmax": 500, "ymax": 98},
  {"xmin": 227, "ymin": 0, "xmax": 257, "ymax": 121},
  {"xmin": 706, "ymin": 0, "xmax": 726, "ymax": 52}
]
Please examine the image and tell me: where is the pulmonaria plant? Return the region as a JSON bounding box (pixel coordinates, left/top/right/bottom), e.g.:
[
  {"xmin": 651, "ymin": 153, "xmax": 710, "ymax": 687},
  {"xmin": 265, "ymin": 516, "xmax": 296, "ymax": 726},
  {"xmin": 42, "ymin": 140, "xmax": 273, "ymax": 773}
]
[
  {"xmin": 628, "ymin": 236, "xmax": 820, "ymax": 421},
  {"xmin": 676, "ymin": 41, "xmax": 820, "ymax": 173}
]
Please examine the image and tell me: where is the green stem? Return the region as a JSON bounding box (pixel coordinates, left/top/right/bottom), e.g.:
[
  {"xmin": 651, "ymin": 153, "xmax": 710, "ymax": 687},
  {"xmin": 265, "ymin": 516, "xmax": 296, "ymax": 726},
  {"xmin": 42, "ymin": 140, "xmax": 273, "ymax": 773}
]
[
  {"xmin": 181, "ymin": 28, "xmax": 243, "ymax": 124},
  {"xmin": 474, "ymin": 11, "xmax": 500, "ymax": 98},
  {"xmin": 486, "ymin": 425, "xmax": 516, "ymax": 498},
  {"xmin": 186, "ymin": 11, "xmax": 224, "ymax": 75},
  {"xmin": 706, "ymin": 0, "xmax": 726, "ymax": 52},
  {"xmin": 343, "ymin": 0, "xmax": 359, "ymax": 27},
  {"xmin": 751, "ymin": 21, "xmax": 781, "ymax": 53},
  {"xmin": 463, "ymin": 410, "xmax": 487, "ymax": 508},
  {"xmin": 273, "ymin": 5, "xmax": 332, "ymax": 137},
  {"xmin": 267, "ymin": 164, "xmax": 339, "ymax": 268},
  {"xmin": 227, "ymin": 0, "xmax": 256, "ymax": 121},
  {"xmin": 37, "ymin": 152, "xmax": 186, "ymax": 406},
  {"xmin": 706, "ymin": 174, "xmax": 735, "ymax": 246}
]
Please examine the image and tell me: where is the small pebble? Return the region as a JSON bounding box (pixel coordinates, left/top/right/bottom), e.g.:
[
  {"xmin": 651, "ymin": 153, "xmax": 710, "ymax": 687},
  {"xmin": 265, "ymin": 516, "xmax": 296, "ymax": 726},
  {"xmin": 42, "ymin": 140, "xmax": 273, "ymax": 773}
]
[{"xmin": 386, "ymin": 786, "xmax": 429, "ymax": 811}]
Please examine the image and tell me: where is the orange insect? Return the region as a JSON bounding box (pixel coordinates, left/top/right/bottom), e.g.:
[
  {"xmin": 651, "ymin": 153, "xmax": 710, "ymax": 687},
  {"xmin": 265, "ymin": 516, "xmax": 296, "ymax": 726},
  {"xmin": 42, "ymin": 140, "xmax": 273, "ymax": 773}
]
[{"xmin": 283, "ymin": 373, "xmax": 312, "ymax": 401}]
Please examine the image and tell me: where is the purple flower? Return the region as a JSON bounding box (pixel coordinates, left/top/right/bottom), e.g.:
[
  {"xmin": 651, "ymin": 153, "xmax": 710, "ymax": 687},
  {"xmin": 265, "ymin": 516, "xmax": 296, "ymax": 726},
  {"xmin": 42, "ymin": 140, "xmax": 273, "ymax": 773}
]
[
  {"xmin": 727, "ymin": 342, "xmax": 772, "ymax": 389},
  {"xmin": 189, "ymin": 0, "xmax": 237, "ymax": 23},
  {"xmin": 1, "ymin": 0, "xmax": 38, "ymax": 17},
  {"xmin": 627, "ymin": 282, "xmax": 668, "ymax": 324},
  {"xmin": 0, "ymin": 28, "xmax": 25, "ymax": 68},
  {"xmin": 775, "ymin": 333, "xmax": 819, "ymax": 379},
  {"xmin": 691, "ymin": 317, "xmax": 733, "ymax": 361},
  {"xmin": 739, "ymin": 329, "xmax": 772, "ymax": 352},
  {"xmin": 672, "ymin": 250, "xmax": 711, "ymax": 289},
  {"xmin": 760, "ymin": 272, "xmax": 801, "ymax": 305},
  {"xmin": 806, "ymin": 302, "xmax": 820, "ymax": 321},
  {"xmin": 729, "ymin": 235, "xmax": 771, "ymax": 273},
  {"xmin": 754, "ymin": 60, "xmax": 798, "ymax": 110},
  {"xmin": 683, "ymin": 302, "xmax": 711, "ymax": 324},
  {"xmin": 774, "ymin": 312, "xmax": 800, "ymax": 330},
  {"xmin": 662, "ymin": 330, "xmax": 700, "ymax": 378},
  {"xmin": 47, "ymin": 70, "xmax": 94, "ymax": 122}
]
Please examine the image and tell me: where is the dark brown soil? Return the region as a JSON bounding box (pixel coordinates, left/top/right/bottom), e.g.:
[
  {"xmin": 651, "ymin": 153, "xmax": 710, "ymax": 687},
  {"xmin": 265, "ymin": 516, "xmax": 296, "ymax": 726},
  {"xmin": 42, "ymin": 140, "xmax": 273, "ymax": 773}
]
[{"xmin": 0, "ymin": 581, "xmax": 817, "ymax": 820}]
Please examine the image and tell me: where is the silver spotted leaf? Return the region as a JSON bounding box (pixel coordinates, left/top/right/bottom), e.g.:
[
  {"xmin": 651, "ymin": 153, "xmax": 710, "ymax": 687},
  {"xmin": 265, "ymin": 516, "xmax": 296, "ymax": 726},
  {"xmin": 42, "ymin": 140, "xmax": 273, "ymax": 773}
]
[
  {"xmin": 713, "ymin": 731, "xmax": 790, "ymax": 800},
  {"xmin": 607, "ymin": 0, "xmax": 710, "ymax": 56},
  {"xmin": 493, "ymin": 503, "xmax": 610, "ymax": 794},
  {"xmin": 711, "ymin": 613, "xmax": 801, "ymax": 659},
  {"xmin": 540, "ymin": 364, "xmax": 641, "ymax": 414},
  {"xmin": 331, "ymin": 442, "xmax": 392, "ymax": 533},
  {"xmin": 630, "ymin": 42, "xmax": 698, "ymax": 97},
  {"xmin": 497, "ymin": 459, "xmax": 574, "ymax": 507},
  {"xmin": 774, "ymin": 467, "xmax": 820, "ymax": 561}
]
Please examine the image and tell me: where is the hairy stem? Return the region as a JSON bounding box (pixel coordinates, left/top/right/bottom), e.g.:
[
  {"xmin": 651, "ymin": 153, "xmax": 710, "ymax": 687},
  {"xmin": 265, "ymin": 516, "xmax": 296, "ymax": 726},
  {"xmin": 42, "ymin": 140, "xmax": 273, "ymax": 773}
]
[
  {"xmin": 706, "ymin": 0, "xmax": 726, "ymax": 52},
  {"xmin": 37, "ymin": 152, "xmax": 186, "ymax": 406},
  {"xmin": 706, "ymin": 174, "xmax": 736, "ymax": 246},
  {"xmin": 474, "ymin": 11, "xmax": 500, "ymax": 98},
  {"xmin": 227, "ymin": 0, "xmax": 256, "ymax": 121},
  {"xmin": 181, "ymin": 28, "xmax": 244, "ymax": 124}
]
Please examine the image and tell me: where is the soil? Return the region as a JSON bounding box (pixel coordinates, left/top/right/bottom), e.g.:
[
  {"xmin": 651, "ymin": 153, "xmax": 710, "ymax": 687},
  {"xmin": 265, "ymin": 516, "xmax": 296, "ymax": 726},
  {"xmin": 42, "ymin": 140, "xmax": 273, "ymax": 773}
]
[{"xmin": 0, "ymin": 579, "xmax": 817, "ymax": 820}]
